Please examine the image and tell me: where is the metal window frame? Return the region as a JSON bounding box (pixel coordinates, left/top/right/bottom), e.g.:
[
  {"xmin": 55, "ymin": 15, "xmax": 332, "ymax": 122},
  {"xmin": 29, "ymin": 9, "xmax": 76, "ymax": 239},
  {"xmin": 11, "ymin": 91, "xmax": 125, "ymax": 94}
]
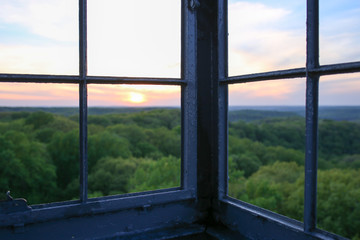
[
  {"xmin": 0, "ymin": 0, "xmax": 198, "ymax": 228},
  {"xmin": 216, "ymin": 0, "xmax": 360, "ymax": 239},
  {"xmin": 1, "ymin": 0, "xmax": 359, "ymax": 239}
]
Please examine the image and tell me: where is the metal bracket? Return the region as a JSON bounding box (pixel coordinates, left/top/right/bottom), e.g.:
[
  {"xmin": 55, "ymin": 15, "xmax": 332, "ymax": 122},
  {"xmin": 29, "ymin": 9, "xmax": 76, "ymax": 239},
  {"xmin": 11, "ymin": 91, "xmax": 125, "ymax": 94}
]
[
  {"xmin": 0, "ymin": 191, "xmax": 31, "ymax": 214},
  {"xmin": 189, "ymin": 0, "xmax": 200, "ymax": 11}
]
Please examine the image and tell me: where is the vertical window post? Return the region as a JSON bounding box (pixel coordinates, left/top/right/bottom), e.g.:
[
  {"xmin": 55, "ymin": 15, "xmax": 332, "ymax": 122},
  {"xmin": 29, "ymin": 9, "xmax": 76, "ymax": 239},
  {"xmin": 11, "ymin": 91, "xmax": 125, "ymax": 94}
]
[
  {"xmin": 304, "ymin": 0, "xmax": 319, "ymax": 232},
  {"xmin": 79, "ymin": 0, "xmax": 88, "ymax": 203},
  {"xmin": 217, "ymin": 0, "xmax": 228, "ymax": 199},
  {"xmin": 181, "ymin": 0, "xmax": 198, "ymax": 192}
]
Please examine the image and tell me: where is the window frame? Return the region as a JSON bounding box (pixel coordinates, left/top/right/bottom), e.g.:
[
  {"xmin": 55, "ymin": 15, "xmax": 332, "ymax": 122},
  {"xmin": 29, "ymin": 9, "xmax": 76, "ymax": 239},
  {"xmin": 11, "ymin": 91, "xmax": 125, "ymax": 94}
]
[
  {"xmin": 1, "ymin": 0, "xmax": 359, "ymax": 238},
  {"xmin": 0, "ymin": 0, "xmax": 197, "ymax": 227},
  {"xmin": 218, "ymin": 0, "xmax": 360, "ymax": 239}
]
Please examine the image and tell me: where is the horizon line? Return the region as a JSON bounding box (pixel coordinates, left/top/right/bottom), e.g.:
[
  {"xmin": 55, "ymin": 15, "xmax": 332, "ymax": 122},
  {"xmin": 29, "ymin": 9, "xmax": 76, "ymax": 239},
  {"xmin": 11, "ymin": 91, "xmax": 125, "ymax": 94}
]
[{"xmin": 1, "ymin": 105, "xmax": 360, "ymax": 108}]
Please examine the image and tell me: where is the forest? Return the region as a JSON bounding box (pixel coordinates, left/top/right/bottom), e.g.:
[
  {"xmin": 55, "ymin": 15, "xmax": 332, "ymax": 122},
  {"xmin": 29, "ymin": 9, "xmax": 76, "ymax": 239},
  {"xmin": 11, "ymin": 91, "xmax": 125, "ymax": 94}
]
[{"xmin": 0, "ymin": 107, "xmax": 359, "ymax": 239}]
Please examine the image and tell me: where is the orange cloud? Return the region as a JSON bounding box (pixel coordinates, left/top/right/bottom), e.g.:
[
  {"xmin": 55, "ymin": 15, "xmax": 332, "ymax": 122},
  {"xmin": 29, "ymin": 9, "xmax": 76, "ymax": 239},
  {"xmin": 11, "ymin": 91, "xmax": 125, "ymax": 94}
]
[
  {"xmin": 0, "ymin": 83, "xmax": 78, "ymax": 106},
  {"xmin": 88, "ymin": 85, "xmax": 180, "ymax": 107},
  {"xmin": 229, "ymin": 79, "xmax": 305, "ymax": 106},
  {"xmin": 0, "ymin": 93, "xmax": 49, "ymax": 101}
]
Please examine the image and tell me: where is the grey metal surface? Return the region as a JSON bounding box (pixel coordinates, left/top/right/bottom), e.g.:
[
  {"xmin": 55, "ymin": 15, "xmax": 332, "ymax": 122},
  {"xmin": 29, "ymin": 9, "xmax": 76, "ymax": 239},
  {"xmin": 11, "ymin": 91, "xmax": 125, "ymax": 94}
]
[
  {"xmin": 79, "ymin": 0, "xmax": 88, "ymax": 204},
  {"xmin": 304, "ymin": 0, "xmax": 319, "ymax": 233},
  {"xmin": 181, "ymin": 0, "xmax": 198, "ymax": 194},
  {"xmin": 0, "ymin": 201, "xmax": 199, "ymax": 240}
]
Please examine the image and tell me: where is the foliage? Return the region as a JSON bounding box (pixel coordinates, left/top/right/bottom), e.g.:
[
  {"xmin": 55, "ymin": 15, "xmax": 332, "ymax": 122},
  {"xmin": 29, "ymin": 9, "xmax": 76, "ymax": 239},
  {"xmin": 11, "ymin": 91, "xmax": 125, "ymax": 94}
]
[
  {"xmin": 128, "ymin": 156, "xmax": 180, "ymax": 192},
  {"xmin": 88, "ymin": 157, "xmax": 137, "ymax": 196},
  {"xmin": 317, "ymin": 168, "xmax": 360, "ymax": 239},
  {"xmin": 0, "ymin": 108, "xmax": 359, "ymax": 239},
  {"xmin": 0, "ymin": 130, "xmax": 57, "ymax": 204},
  {"xmin": 0, "ymin": 109, "xmax": 182, "ymax": 204},
  {"xmin": 229, "ymin": 109, "xmax": 299, "ymax": 122},
  {"xmin": 228, "ymin": 116, "xmax": 360, "ymax": 239}
]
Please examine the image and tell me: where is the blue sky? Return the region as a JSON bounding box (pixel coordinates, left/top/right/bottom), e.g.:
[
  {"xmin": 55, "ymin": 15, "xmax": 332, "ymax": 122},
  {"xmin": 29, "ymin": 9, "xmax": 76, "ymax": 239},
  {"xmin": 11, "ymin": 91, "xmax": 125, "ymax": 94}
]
[
  {"xmin": 228, "ymin": 0, "xmax": 360, "ymax": 106},
  {"xmin": 0, "ymin": 0, "xmax": 359, "ymax": 106}
]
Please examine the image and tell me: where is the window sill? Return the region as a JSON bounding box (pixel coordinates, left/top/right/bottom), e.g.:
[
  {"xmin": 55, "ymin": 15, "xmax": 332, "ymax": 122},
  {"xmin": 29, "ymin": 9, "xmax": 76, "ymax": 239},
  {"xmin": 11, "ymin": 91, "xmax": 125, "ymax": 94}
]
[{"xmin": 0, "ymin": 188, "xmax": 196, "ymax": 228}]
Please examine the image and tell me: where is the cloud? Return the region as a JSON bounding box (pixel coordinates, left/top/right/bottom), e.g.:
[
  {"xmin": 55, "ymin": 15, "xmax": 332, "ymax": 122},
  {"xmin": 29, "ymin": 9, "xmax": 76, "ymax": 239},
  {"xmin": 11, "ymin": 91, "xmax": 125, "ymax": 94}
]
[
  {"xmin": 228, "ymin": 0, "xmax": 360, "ymax": 106},
  {"xmin": 0, "ymin": 44, "xmax": 78, "ymax": 75},
  {"xmin": 228, "ymin": 1, "xmax": 306, "ymax": 76},
  {"xmin": 1, "ymin": 0, "xmax": 358, "ymax": 107},
  {"xmin": 0, "ymin": 83, "xmax": 181, "ymax": 107},
  {"xmin": 88, "ymin": 85, "xmax": 180, "ymax": 107},
  {"xmin": 229, "ymin": 78, "xmax": 306, "ymax": 106},
  {"xmin": 87, "ymin": 0, "xmax": 181, "ymax": 78},
  {"xmin": 319, "ymin": 73, "xmax": 360, "ymax": 105},
  {"xmin": 228, "ymin": 0, "xmax": 360, "ymax": 73},
  {"xmin": 0, "ymin": 0, "xmax": 181, "ymax": 77},
  {"xmin": 0, "ymin": 83, "xmax": 78, "ymax": 106},
  {"xmin": 0, "ymin": 0, "xmax": 78, "ymax": 75},
  {"xmin": 319, "ymin": 3, "xmax": 360, "ymax": 64},
  {"xmin": 0, "ymin": 0, "xmax": 78, "ymax": 42}
]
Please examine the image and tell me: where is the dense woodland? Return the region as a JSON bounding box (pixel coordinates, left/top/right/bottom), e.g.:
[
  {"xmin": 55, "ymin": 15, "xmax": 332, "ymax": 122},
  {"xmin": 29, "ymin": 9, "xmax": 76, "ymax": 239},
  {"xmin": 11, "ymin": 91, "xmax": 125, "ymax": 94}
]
[{"xmin": 0, "ymin": 108, "xmax": 359, "ymax": 239}]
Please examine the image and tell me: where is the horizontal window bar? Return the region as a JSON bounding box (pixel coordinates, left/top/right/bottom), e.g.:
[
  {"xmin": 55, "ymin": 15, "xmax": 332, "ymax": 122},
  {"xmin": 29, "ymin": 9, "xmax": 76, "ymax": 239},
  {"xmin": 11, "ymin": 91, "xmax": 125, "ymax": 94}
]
[
  {"xmin": 0, "ymin": 74, "xmax": 185, "ymax": 85},
  {"xmin": 0, "ymin": 189, "xmax": 195, "ymax": 227},
  {"xmin": 221, "ymin": 61, "xmax": 360, "ymax": 84},
  {"xmin": 221, "ymin": 196, "xmax": 303, "ymax": 230},
  {"xmin": 219, "ymin": 197, "xmax": 346, "ymax": 240},
  {"xmin": 0, "ymin": 74, "xmax": 80, "ymax": 83},
  {"xmin": 308, "ymin": 61, "xmax": 360, "ymax": 75},
  {"xmin": 86, "ymin": 76, "xmax": 185, "ymax": 85},
  {"xmin": 221, "ymin": 68, "xmax": 306, "ymax": 84}
]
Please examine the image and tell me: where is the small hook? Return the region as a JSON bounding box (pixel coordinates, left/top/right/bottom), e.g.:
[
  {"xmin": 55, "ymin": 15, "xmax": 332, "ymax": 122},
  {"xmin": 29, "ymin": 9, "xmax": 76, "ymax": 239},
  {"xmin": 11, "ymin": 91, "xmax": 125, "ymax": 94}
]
[
  {"xmin": 189, "ymin": 0, "xmax": 200, "ymax": 11},
  {"xmin": 6, "ymin": 191, "xmax": 13, "ymax": 201}
]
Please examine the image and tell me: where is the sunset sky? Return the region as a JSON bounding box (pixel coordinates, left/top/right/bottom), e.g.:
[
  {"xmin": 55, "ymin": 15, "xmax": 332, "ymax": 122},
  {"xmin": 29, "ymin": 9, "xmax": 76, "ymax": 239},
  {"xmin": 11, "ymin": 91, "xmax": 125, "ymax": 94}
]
[{"xmin": 0, "ymin": 0, "xmax": 359, "ymax": 107}]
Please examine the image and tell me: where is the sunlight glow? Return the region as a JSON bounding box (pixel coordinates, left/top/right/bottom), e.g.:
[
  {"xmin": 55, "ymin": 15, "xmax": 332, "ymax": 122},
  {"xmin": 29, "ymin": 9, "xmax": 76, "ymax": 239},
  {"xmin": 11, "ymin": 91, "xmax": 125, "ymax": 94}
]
[
  {"xmin": 128, "ymin": 92, "xmax": 146, "ymax": 104},
  {"xmin": 87, "ymin": 85, "xmax": 180, "ymax": 107}
]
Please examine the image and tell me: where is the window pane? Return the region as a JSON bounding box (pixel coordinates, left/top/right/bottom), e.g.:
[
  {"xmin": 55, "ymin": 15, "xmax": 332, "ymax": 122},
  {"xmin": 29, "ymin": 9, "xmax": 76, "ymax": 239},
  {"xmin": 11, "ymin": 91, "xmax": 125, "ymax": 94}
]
[
  {"xmin": 320, "ymin": 0, "xmax": 360, "ymax": 65},
  {"xmin": 0, "ymin": 83, "xmax": 79, "ymax": 205},
  {"xmin": 228, "ymin": 79, "xmax": 305, "ymax": 221},
  {"xmin": 87, "ymin": 0, "xmax": 181, "ymax": 78},
  {"xmin": 0, "ymin": 0, "xmax": 78, "ymax": 75},
  {"xmin": 87, "ymin": 85, "xmax": 181, "ymax": 198},
  {"xmin": 317, "ymin": 73, "xmax": 360, "ymax": 239},
  {"xmin": 228, "ymin": 0, "xmax": 305, "ymax": 76}
]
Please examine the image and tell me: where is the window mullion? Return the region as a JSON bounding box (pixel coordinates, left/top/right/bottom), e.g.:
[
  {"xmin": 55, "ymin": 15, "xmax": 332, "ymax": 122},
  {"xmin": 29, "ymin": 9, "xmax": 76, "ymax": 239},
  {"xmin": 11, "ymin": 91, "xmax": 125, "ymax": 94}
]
[
  {"xmin": 79, "ymin": 0, "xmax": 88, "ymax": 203},
  {"xmin": 304, "ymin": 0, "xmax": 320, "ymax": 233},
  {"xmin": 217, "ymin": 0, "xmax": 228, "ymax": 200},
  {"xmin": 181, "ymin": 0, "xmax": 197, "ymax": 191}
]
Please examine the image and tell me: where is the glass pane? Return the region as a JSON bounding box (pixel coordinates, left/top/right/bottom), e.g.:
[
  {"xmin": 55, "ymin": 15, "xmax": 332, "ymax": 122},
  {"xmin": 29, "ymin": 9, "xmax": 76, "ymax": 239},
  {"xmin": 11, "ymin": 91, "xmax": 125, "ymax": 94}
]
[
  {"xmin": 88, "ymin": 0, "xmax": 181, "ymax": 78},
  {"xmin": 87, "ymin": 85, "xmax": 181, "ymax": 198},
  {"xmin": 320, "ymin": 0, "xmax": 360, "ymax": 65},
  {"xmin": 0, "ymin": 83, "xmax": 79, "ymax": 205},
  {"xmin": 317, "ymin": 73, "xmax": 360, "ymax": 239},
  {"xmin": 0, "ymin": 0, "xmax": 78, "ymax": 75},
  {"xmin": 228, "ymin": 79, "xmax": 306, "ymax": 221},
  {"xmin": 228, "ymin": 0, "xmax": 305, "ymax": 76}
]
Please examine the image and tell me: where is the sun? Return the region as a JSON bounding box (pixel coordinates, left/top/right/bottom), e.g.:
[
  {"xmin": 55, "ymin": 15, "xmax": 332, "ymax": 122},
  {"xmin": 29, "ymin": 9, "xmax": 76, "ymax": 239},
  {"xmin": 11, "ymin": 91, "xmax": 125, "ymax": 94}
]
[{"xmin": 128, "ymin": 92, "xmax": 146, "ymax": 104}]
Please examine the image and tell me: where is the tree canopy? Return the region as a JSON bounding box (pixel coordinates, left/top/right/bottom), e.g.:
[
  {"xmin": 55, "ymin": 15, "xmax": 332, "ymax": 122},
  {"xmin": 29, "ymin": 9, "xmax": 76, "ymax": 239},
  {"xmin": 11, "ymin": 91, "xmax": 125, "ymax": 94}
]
[{"xmin": 0, "ymin": 108, "xmax": 359, "ymax": 239}]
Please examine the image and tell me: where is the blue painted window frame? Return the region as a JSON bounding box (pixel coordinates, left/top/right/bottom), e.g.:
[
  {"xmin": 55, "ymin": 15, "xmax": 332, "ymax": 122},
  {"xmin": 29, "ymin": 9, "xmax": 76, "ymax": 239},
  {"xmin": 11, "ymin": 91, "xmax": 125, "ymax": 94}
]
[
  {"xmin": 0, "ymin": 0, "xmax": 198, "ymax": 227},
  {"xmin": 218, "ymin": 0, "xmax": 360, "ymax": 239}
]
